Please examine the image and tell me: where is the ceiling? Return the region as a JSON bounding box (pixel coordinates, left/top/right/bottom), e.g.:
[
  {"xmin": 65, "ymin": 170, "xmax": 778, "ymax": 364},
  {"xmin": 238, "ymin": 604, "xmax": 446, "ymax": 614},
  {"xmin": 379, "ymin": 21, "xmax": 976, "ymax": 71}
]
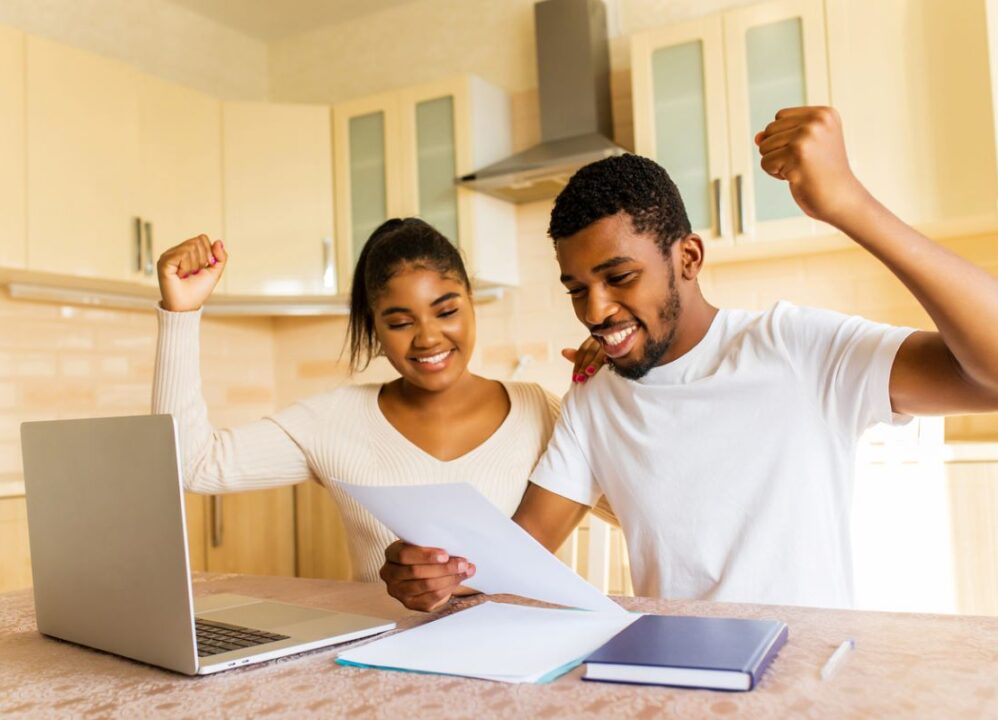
[{"xmin": 165, "ymin": 0, "xmax": 424, "ymax": 42}]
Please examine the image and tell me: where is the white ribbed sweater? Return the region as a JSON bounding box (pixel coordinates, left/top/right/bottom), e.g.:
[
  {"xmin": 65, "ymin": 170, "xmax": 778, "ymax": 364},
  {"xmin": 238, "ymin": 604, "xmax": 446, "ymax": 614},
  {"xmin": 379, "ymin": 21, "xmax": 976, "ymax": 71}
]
[{"xmin": 151, "ymin": 307, "xmax": 560, "ymax": 582}]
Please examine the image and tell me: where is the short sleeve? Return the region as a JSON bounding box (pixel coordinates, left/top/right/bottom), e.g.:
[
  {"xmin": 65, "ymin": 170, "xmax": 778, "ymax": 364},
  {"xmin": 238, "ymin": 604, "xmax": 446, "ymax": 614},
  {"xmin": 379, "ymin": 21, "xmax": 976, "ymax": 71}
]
[
  {"xmin": 772, "ymin": 302, "xmax": 916, "ymax": 438},
  {"xmin": 529, "ymin": 389, "xmax": 601, "ymax": 507}
]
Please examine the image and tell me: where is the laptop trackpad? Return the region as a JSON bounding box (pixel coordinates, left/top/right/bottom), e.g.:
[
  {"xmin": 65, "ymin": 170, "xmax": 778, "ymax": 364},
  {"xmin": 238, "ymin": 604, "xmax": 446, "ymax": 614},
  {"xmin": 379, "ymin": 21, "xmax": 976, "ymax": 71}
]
[{"xmin": 198, "ymin": 600, "xmax": 332, "ymax": 633}]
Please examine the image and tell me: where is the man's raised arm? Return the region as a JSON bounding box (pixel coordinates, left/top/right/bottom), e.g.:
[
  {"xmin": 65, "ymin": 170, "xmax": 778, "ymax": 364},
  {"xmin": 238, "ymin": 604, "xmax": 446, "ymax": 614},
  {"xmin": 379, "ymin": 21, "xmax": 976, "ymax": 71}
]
[{"xmin": 756, "ymin": 106, "xmax": 998, "ymax": 415}]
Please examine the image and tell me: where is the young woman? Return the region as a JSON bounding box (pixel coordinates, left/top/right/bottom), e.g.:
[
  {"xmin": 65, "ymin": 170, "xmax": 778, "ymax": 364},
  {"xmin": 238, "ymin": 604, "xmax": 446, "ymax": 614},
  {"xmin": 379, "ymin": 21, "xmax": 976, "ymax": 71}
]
[{"xmin": 152, "ymin": 218, "xmax": 604, "ymax": 583}]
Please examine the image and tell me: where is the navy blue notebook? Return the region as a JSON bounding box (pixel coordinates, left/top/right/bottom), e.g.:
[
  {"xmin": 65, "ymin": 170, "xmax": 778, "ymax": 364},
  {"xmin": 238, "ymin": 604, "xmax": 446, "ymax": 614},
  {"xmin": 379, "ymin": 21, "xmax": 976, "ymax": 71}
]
[{"xmin": 583, "ymin": 614, "xmax": 788, "ymax": 691}]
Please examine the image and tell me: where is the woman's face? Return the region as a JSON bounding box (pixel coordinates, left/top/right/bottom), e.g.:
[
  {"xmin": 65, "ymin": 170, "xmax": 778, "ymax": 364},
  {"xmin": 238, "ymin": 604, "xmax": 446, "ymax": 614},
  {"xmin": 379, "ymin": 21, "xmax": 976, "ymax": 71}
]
[{"xmin": 371, "ymin": 266, "xmax": 476, "ymax": 393}]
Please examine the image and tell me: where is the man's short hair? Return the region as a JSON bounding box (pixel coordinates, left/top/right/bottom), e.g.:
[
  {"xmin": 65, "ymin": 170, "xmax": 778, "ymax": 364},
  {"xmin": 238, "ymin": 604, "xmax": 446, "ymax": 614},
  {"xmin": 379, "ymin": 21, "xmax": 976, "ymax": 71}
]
[{"xmin": 548, "ymin": 154, "xmax": 692, "ymax": 256}]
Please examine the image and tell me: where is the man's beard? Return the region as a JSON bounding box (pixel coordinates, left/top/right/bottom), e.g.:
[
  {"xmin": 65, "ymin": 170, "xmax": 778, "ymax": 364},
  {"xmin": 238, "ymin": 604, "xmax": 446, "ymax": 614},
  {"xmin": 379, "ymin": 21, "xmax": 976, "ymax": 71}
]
[{"xmin": 608, "ymin": 262, "xmax": 681, "ymax": 381}]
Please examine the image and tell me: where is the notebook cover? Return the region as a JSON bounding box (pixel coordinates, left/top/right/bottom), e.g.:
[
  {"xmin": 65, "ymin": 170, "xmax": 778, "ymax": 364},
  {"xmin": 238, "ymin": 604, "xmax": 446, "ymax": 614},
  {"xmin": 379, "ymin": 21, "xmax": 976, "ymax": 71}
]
[{"xmin": 583, "ymin": 614, "xmax": 788, "ymax": 690}]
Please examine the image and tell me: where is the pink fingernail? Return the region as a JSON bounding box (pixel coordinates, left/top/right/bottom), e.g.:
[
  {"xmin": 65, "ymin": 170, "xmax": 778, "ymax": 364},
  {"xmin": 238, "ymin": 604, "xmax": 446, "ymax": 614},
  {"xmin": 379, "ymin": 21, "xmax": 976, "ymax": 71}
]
[
  {"xmin": 209, "ymin": 256, "xmax": 217, "ymax": 265},
  {"xmin": 192, "ymin": 269, "xmax": 200, "ymax": 275},
  {"xmin": 586, "ymin": 366, "xmax": 596, "ymax": 375}
]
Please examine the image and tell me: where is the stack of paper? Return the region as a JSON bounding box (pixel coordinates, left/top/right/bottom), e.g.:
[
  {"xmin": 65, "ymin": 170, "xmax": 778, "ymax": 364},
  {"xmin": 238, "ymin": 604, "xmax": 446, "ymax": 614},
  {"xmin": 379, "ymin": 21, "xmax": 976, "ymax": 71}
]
[{"xmin": 337, "ymin": 602, "xmax": 641, "ymax": 684}]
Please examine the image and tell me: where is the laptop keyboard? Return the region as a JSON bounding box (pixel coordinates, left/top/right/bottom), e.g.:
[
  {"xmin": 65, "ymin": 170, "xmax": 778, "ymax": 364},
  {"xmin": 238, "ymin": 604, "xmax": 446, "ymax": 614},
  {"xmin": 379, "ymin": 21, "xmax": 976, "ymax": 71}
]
[{"xmin": 195, "ymin": 618, "xmax": 290, "ymax": 657}]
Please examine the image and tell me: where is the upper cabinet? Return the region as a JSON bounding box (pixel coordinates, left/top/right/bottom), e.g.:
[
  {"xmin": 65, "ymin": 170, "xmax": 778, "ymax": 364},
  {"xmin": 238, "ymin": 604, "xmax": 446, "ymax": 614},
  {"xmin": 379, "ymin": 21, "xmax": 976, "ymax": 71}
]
[
  {"xmin": 0, "ymin": 26, "xmax": 25, "ymax": 269},
  {"xmin": 137, "ymin": 75, "xmax": 224, "ymax": 289},
  {"xmin": 25, "ymin": 35, "xmax": 224, "ymax": 286},
  {"xmin": 222, "ymin": 102, "xmax": 335, "ymax": 296},
  {"xmin": 334, "ymin": 76, "xmax": 517, "ymax": 290},
  {"xmin": 632, "ymin": 0, "xmax": 829, "ymax": 256},
  {"xmin": 26, "ymin": 35, "xmax": 141, "ymax": 281},
  {"xmin": 633, "ymin": 0, "xmax": 998, "ymax": 261},
  {"xmin": 830, "ymin": 0, "xmax": 998, "ymax": 237},
  {"xmin": 333, "ymin": 91, "xmax": 403, "ymax": 283},
  {"xmin": 723, "ymin": 0, "xmax": 829, "ymax": 244}
]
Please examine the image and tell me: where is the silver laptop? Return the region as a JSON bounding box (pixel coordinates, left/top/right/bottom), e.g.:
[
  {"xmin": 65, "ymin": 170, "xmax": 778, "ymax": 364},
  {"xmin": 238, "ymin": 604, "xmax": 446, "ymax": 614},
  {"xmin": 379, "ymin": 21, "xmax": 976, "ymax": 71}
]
[{"xmin": 20, "ymin": 414, "xmax": 395, "ymax": 675}]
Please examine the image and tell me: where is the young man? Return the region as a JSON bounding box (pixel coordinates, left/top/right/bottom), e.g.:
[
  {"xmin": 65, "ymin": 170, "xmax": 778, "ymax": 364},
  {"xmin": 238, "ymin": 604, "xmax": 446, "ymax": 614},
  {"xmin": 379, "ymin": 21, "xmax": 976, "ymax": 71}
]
[{"xmin": 380, "ymin": 106, "xmax": 998, "ymax": 611}]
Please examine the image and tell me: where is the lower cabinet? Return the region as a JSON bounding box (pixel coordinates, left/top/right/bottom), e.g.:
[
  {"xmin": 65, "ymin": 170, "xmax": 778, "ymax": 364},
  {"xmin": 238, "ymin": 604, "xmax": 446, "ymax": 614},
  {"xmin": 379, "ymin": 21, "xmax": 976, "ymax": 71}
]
[
  {"xmin": 0, "ymin": 497, "xmax": 32, "ymax": 593},
  {"xmin": 947, "ymin": 462, "xmax": 998, "ymax": 616},
  {"xmin": 187, "ymin": 487, "xmax": 297, "ymax": 577},
  {"xmin": 294, "ymin": 481, "xmax": 353, "ymax": 581}
]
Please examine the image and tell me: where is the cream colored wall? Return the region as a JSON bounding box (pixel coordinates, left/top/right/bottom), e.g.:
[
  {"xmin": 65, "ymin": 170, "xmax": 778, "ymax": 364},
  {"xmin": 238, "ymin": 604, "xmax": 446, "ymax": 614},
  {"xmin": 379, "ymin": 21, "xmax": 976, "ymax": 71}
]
[
  {"xmin": 0, "ymin": 0, "xmax": 268, "ymax": 100},
  {"xmin": 268, "ymin": 0, "xmax": 760, "ymax": 104},
  {"xmin": 269, "ymin": 0, "xmax": 538, "ymax": 103}
]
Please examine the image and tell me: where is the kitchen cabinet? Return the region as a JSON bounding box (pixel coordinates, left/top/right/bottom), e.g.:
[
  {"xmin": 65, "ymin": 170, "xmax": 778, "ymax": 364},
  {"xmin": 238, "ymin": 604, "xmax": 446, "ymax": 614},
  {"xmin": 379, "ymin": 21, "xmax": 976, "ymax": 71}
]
[
  {"xmin": 26, "ymin": 35, "xmax": 141, "ymax": 281},
  {"xmin": 188, "ymin": 488, "xmax": 297, "ymax": 577},
  {"xmin": 221, "ymin": 102, "xmax": 335, "ymax": 297},
  {"xmin": 294, "ymin": 481, "xmax": 352, "ymax": 581},
  {"xmin": 631, "ymin": 0, "xmax": 829, "ymax": 255},
  {"xmin": 0, "ymin": 26, "xmax": 25, "ymax": 269},
  {"xmin": 633, "ymin": 0, "xmax": 998, "ymax": 261},
  {"xmin": 25, "ymin": 34, "xmax": 224, "ymax": 287},
  {"xmin": 137, "ymin": 75, "xmax": 224, "ymax": 289},
  {"xmin": 832, "ymin": 0, "xmax": 998, "ymax": 238},
  {"xmin": 0, "ymin": 496, "xmax": 32, "ymax": 593},
  {"xmin": 333, "ymin": 90, "xmax": 402, "ymax": 283},
  {"xmin": 184, "ymin": 492, "xmax": 207, "ymax": 573},
  {"xmin": 947, "ymin": 461, "xmax": 998, "ymax": 616},
  {"xmin": 333, "ymin": 75, "xmax": 517, "ymax": 291}
]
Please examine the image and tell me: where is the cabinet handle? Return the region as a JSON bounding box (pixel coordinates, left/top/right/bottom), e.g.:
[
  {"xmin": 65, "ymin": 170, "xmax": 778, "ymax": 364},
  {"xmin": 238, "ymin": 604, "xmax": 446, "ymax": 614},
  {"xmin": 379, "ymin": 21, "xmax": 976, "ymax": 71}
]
[
  {"xmin": 734, "ymin": 174, "xmax": 747, "ymax": 235},
  {"xmin": 210, "ymin": 495, "xmax": 223, "ymax": 548},
  {"xmin": 322, "ymin": 236, "xmax": 336, "ymax": 291},
  {"xmin": 712, "ymin": 178, "xmax": 722, "ymax": 237},
  {"xmin": 143, "ymin": 221, "xmax": 154, "ymax": 276},
  {"xmin": 134, "ymin": 217, "xmax": 143, "ymax": 273}
]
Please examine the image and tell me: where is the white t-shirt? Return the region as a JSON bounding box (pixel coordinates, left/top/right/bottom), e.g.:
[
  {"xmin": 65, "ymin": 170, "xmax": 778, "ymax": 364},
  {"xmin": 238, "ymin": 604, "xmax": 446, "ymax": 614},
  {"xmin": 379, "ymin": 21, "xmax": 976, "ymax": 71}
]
[{"xmin": 531, "ymin": 301, "xmax": 916, "ymax": 608}]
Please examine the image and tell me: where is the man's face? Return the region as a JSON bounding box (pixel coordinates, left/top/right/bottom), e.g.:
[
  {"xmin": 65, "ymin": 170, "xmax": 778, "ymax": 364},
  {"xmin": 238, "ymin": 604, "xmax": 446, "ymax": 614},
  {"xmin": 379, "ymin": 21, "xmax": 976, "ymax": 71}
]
[{"xmin": 556, "ymin": 212, "xmax": 682, "ymax": 380}]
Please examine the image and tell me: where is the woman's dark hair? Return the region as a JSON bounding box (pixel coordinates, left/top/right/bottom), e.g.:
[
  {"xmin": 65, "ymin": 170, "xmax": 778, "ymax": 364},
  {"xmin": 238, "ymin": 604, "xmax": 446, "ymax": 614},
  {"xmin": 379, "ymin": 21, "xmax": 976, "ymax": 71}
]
[{"xmin": 346, "ymin": 218, "xmax": 471, "ymax": 372}]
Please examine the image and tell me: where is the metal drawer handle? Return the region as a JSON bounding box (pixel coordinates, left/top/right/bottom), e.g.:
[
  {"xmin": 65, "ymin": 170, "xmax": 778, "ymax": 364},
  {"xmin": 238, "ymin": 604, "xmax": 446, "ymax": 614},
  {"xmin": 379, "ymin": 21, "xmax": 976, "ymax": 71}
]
[
  {"xmin": 210, "ymin": 495, "xmax": 223, "ymax": 548},
  {"xmin": 734, "ymin": 174, "xmax": 747, "ymax": 235},
  {"xmin": 322, "ymin": 236, "xmax": 336, "ymax": 291},
  {"xmin": 134, "ymin": 217, "xmax": 143, "ymax": 272},
  {"xmin": 143, "ymin": 221, "xmax": 154, "ymax": 276}
]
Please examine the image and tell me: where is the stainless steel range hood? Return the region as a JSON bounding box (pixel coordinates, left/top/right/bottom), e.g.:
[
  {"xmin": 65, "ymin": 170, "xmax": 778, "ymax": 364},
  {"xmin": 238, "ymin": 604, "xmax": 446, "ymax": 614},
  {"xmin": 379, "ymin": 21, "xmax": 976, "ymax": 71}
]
[{"xmin": 459, "ymin": 0, "xmax": 626, "ymax": 203}]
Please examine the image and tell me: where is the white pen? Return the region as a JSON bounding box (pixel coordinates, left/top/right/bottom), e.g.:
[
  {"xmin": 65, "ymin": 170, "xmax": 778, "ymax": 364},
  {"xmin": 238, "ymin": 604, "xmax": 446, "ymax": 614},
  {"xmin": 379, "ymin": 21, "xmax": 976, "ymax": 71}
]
[{"xmin": 820, "ymin": 638, "xmax": 855, "ymax": 681}]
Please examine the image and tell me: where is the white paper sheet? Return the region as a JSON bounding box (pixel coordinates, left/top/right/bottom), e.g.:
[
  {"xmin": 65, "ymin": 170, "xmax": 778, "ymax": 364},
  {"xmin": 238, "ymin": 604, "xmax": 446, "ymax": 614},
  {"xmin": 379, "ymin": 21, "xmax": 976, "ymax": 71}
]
[
  {"xmin": 334, "ymin": 481, "xmax": 622, "ymax": 613},
  {"xmin": 337, "ymin": 601, "xmax": 640, "ymax": 683}
]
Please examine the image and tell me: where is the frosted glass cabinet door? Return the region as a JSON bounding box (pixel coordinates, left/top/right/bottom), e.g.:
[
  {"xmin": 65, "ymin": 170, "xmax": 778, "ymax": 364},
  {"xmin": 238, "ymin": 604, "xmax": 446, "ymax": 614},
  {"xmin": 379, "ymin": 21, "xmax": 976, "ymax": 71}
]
[
  {"xmin": 724, "ymin": 0, "xmax": 829, "ymax": 243},
  {"xmin": 333, "ymin": 92, "xmax": 401, "ymax": 291},
  {"xmin": 746, "ymin": 18, "xmax": 806, "ymax": 224},
  {"xmin": 415, "ymin": 96, "xmax": 459, "ymax": 245},
  {"xmin": 348, "ymin": 112, "xmax": 389, "ymax": 262},
  {"xmin": 653, "ymin": 43, "xmax": 712, "ymax": 232},
  {"xmin": 631, "ymin": 16, "xmax": 730, "ymax": 245}
]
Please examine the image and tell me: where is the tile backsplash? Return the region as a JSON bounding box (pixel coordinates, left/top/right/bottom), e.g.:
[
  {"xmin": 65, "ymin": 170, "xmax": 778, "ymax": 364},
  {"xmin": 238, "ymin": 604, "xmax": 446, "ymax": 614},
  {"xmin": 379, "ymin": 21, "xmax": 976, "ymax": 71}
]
[{"xmin": 0, "ymin": 295, "xmax": 276, "ymax": 479}]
